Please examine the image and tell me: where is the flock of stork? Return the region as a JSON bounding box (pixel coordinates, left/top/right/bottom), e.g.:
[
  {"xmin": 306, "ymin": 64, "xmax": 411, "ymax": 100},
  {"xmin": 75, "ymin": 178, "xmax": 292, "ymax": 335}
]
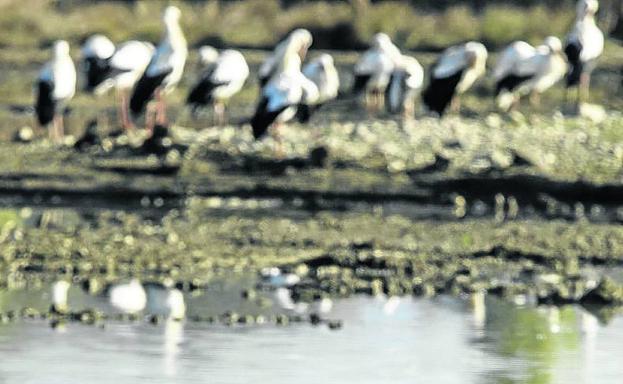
[{"xmin": 35, "ymin": 0, "xmax": 604, "ymax": 145}]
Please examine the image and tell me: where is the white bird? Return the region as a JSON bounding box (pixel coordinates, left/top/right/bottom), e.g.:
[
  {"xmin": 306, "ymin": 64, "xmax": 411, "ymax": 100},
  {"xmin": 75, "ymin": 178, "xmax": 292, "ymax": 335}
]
[
  {"xmin": 297, "ymin": 53, "xmax": 340, "ymax": 122},
  {"xmin": 35, "ymin": 40, "xmax": 76, "ymax": 143},
  {"xmin": 353, "ymin": 33, "xmax": 402, "ymax": 112},
  {"xmin": 109, "ymin": 279, "xmax": 147, "ymax": 314},
  {"xmin": 51, "ymin": 280, "xmax": 71, "ymax": 314},
  {"xmin": 386, "ymin": 55, "xmax": 424, "ymax": 117},
  {"xmin": 145, "ymin": 283, "xmax": 186, "ymax": 321},
  {"xmin": 494, "ymin": 37, "xmax": 568, "ymax": 111},
  {"xmin": 81, "ymin": 37, "xmax": 154, "ymax": 130},
  {"xmin": 251, "ymin": 32, "xmax": 319, "ymax": 151},
  {"xmin": 422, "ymin": 41, "xmax": 488, "ymax": 116},
  {"xmin": 258, "ymin": 29, "xmax": 313, "ymax": 88},
  {"xmin": 565, "ymin": 0, "xmax": 604, "ymax": 104},
  {"xmin": 187, "ymin": 49, "xmax": 250, "ymax": 125},
  {"xmin": 130, "ymin": 6, "xmax": 187, "ymax": 131}
]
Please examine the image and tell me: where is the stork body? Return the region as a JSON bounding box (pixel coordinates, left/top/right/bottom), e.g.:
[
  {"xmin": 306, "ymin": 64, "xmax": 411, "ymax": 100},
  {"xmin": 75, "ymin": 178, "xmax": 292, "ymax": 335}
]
[
  {"xmin": 565, "ymin": 0, "xmax": 604, "ymax": 105},
  {"xmin": 353, "ymin": 33, "xmax": 402, "ymax": 112},
  {"xmin": 35, "ymin": 40, "xmax": 76, "ymax": 142},
  {"xmin": 298, "ymin": 53, "xmax": 340, "ymax": 122},
  {"xmin": 130, "ymin": 6, "xmax": 187, "ymax": 131},
  {"xmin": 422, "ymin": 42, "xmax": 488, "ymax": 116},
  {"xmin": 187, "ymin": 49, "xmax": 249, "ymax": 125},
  {"xmin": 386, "ymin": 55, "xmax": 424, "ymax": 117},
  {"xmin": 494, "ymin": 37, "xmax": 567, "ymax": 111}
]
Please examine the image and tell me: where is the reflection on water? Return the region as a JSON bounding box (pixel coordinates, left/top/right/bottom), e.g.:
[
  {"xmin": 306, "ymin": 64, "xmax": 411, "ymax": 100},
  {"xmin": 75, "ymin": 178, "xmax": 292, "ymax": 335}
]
[{"xmin": 0, "ymin": 283, "xmax": 621, "ymax": 384}]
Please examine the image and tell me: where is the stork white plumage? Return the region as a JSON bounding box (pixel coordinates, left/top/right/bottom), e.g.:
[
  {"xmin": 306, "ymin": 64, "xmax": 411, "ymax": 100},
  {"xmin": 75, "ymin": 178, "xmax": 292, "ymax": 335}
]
[
  {"xmin": 258, "ymin": 29, "xmax": 313, "ymax": 88},
  {"xmin": 130, "ymin": 5, "xmax": 187, "ymax": 131},
  {"xmin": 187, "ymin": 48, "xmax": 250, "ymax": 125},
  {"xmin": 386, "ymin": 55, "xmax": 424, "ymax": 117},
  {"xmin": 422, "ymin": 41, "xmax": 488, "ymax": 116},
  {"xmin": 81, "ymin": 36, "xmax": 154, "ymax": 130},
  {"xmin": 494, "ymin": 37, "xmax": 567, "ymax": 111},
  {"xmin": 109, "ymin": 279, "xmax": 147, "ymax": 314},
  {"xmin": 35, "ymin": 40, "xmax": 76, "ymax": 143},
  {"xmin": 353, "ymin": 33, "xmax": 402, "ymax": 112},
  {"xmin": 251, "ymin": 34, "xmax": 319, "ymax": 154},
  {"xmin": 298, "ymin": 53, "xmax": 340, "ymax": 122},
  {"xmin": 565, "ymin": 0, "xmax": 604, "ymax": 104}
]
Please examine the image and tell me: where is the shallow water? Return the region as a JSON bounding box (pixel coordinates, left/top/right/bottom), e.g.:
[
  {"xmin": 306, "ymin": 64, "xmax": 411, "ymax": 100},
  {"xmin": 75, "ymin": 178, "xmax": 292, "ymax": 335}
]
[{"xmin": 0, "ymin": 281, "xmax": 621, "ymax": 384}]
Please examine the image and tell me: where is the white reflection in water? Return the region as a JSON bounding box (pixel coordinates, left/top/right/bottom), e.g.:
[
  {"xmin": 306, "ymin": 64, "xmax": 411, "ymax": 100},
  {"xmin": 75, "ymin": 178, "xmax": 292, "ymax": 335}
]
[
  {"xmin": 0, "ymin": 288, "xmax": 622, "ymax": 384},
  {"xmin": 163, "ymin": 320, "xmax": 184, "ymax": 377}
]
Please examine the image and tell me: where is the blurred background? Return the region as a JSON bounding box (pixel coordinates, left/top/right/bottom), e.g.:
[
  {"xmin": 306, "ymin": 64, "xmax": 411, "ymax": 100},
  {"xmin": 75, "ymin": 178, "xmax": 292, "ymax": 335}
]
[{"xmin": 2, "ymin": 0, "xmax": 623, "ymax": 51}]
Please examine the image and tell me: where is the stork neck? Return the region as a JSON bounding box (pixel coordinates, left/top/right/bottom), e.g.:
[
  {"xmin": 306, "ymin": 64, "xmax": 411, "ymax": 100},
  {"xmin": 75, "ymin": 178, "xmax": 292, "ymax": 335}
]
[{"xmin": 165, "ymin": 20, "xmax": 186, "ymax": 50}]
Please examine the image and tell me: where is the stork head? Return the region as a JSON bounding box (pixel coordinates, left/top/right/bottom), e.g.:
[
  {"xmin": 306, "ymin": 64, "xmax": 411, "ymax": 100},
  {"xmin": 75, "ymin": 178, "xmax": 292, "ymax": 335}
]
[
  {"xmin": 163, "ymin": 5, "xmax": 182, "ymax": 25},
  {"xmin": 372, "ymin": 33, "xmax": 392, "ymax": 49},
  {"xmin": 198, "ymin": 45, "xmax": 219, "ymax": 66},
  {"xmin": 81, "ymin": 34, "xmax": 115, "ymax": 60},
  {"xmin": 290, "ymin": 29, "xmax": 313, "ymax": 61},
  {"xmin": 464, "ymin": 42, "xmax": 487, "ymax": 67},
  {"xmin": 543, "ymin": 36, "xmax": 563, "ymax": 53},
  {"xmin": 577, "ymin": 0, "xmax": 599, "ymax": 18},
  {"xmin": 53, "ymin": 40, "xmax": 70, "ymax": 57},
  {"xmin": 317, "ymin": 53, "xmax": 334, "ymax": 69}
]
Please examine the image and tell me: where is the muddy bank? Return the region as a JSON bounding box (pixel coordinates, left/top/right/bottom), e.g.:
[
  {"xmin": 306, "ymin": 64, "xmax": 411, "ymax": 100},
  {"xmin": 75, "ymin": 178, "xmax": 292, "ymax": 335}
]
[
  {"xmin": 2, "ymin": 113, "xmax": 623, "ymax": 217},
  {"xmin": 1, "ymin": 202, "xmax": 623, "ymax": 319}
]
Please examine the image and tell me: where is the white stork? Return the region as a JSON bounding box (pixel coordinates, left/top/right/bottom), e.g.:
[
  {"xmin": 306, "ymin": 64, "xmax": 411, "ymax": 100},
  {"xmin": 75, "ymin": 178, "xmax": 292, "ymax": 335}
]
[
  {"xmin": 298, "ymin": 53, "xmax": 340, "ymax": 122},
  {"xmin": 258, "ymin": 29, "xmax": 313, "ymax": 88},
  {"xmin": 81, "ymin": 36, "xmax": 154, "ymax": 130},
  {"xmin": 187, "ymin": 48, "xmax": 250, "ymax": 125},
  {"xmin": 386, "ymin": 55, "xmax": 424, "ymax": 118},
  {"xmin": 353, "ymin": 33, "xmax": 402, "ymax": 112},
  {"xmin": 35, "ymin": 40, "xmax": 76, "ymax": 143},
  {"xmin": 250, "ymin": 34, "xmax": 319, "ymax": 153},
  {"xmin": 493, "ymin": 37, "xmax": 567, "ymax": 111},
  {"xmin": 565, "ymin": 0, "xmax": 604, "ymax": 104},
  {"xmin": 130, "ymin": 6, "xmax": 187, "ymax": 131},
  {"xmin": 422, "ymin": 41, "xmax": 488, "ymax": 116}
]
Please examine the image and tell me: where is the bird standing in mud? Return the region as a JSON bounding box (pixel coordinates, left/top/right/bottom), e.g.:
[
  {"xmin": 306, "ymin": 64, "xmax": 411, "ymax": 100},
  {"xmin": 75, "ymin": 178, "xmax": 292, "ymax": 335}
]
[
  {"xmin": 251, "ymin": 32, "xmax": 319, "ymax": 155},
  {"xmin": 353, "ymin": 33, "xmax": 403, "ymax": 113},
  {"xmin": 130, "ymin": 6, "xmax": 187, "ymax": 132},
  {"xmin": 298, "ymin": 53, "xmax": 340, "ymax": 123},
  {"xmin": 81, "ymin": 35, "xmax": 154, "ymax": 130},
  {"xmin": 35, "ymin": 40, "xmax": 76, "ymax": 143},
  {"xmin": 385, "ymin": 55, "xmax": 424, "ymax": 118},
  {"xmin": 493, "ymin": 37, "xmax": 568, "ymax": 111},
  {"xmin": 187, "ymin": 48, "xmax": 250, "ymax": 126},
  {"xmin": 564, "ymin": 0, "xmax": 604, "ymax": 106},
  {"xmin": 422, "ymin": 41, "xmax": 488, "ymax": 117}
]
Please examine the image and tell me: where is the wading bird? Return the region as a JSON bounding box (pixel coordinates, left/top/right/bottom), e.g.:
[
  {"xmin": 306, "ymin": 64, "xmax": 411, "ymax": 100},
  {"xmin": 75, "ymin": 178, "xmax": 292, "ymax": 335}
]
[
  {"xmin": 298, "ymin": 53, "xmax": 340, "ymax": 122},
  {"xmin": 493, "ymin": 37, "xmax": 567, "ymax": 111},
  {"xmin": 251, "ymin": 33, "xmax": 319, "ymax": 154},
  {"xmin": 386, "ymin": 55, "xmax": 424, "ymax": 118},
  {"xmin": 187, "ymin": 48, "xmax": 249, "ymax": 125},
  {"xmin": 353, "ymin": 33, "xmax": 402, "ymax": 112},
  {"xmin": 130, "ymin": 6, "xmax": 187, "ymax": 131},
  {"xmin": 35, "ymin": 40, "xmax": 76, "ymax": 143},
  {"xmin": 258, "ymin": 29, "xmax": 313, "ymax": 89},
  {"xmin": 81, "ymin": 36, "xmax": 154, "ymax": 130},
  {"xmin": 565, "ymin": 0, "xmax": 604, "ymax": 105},
  {"xmin": 422, "ymin": 41, "xmax": 488, "ymax": 117}
]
